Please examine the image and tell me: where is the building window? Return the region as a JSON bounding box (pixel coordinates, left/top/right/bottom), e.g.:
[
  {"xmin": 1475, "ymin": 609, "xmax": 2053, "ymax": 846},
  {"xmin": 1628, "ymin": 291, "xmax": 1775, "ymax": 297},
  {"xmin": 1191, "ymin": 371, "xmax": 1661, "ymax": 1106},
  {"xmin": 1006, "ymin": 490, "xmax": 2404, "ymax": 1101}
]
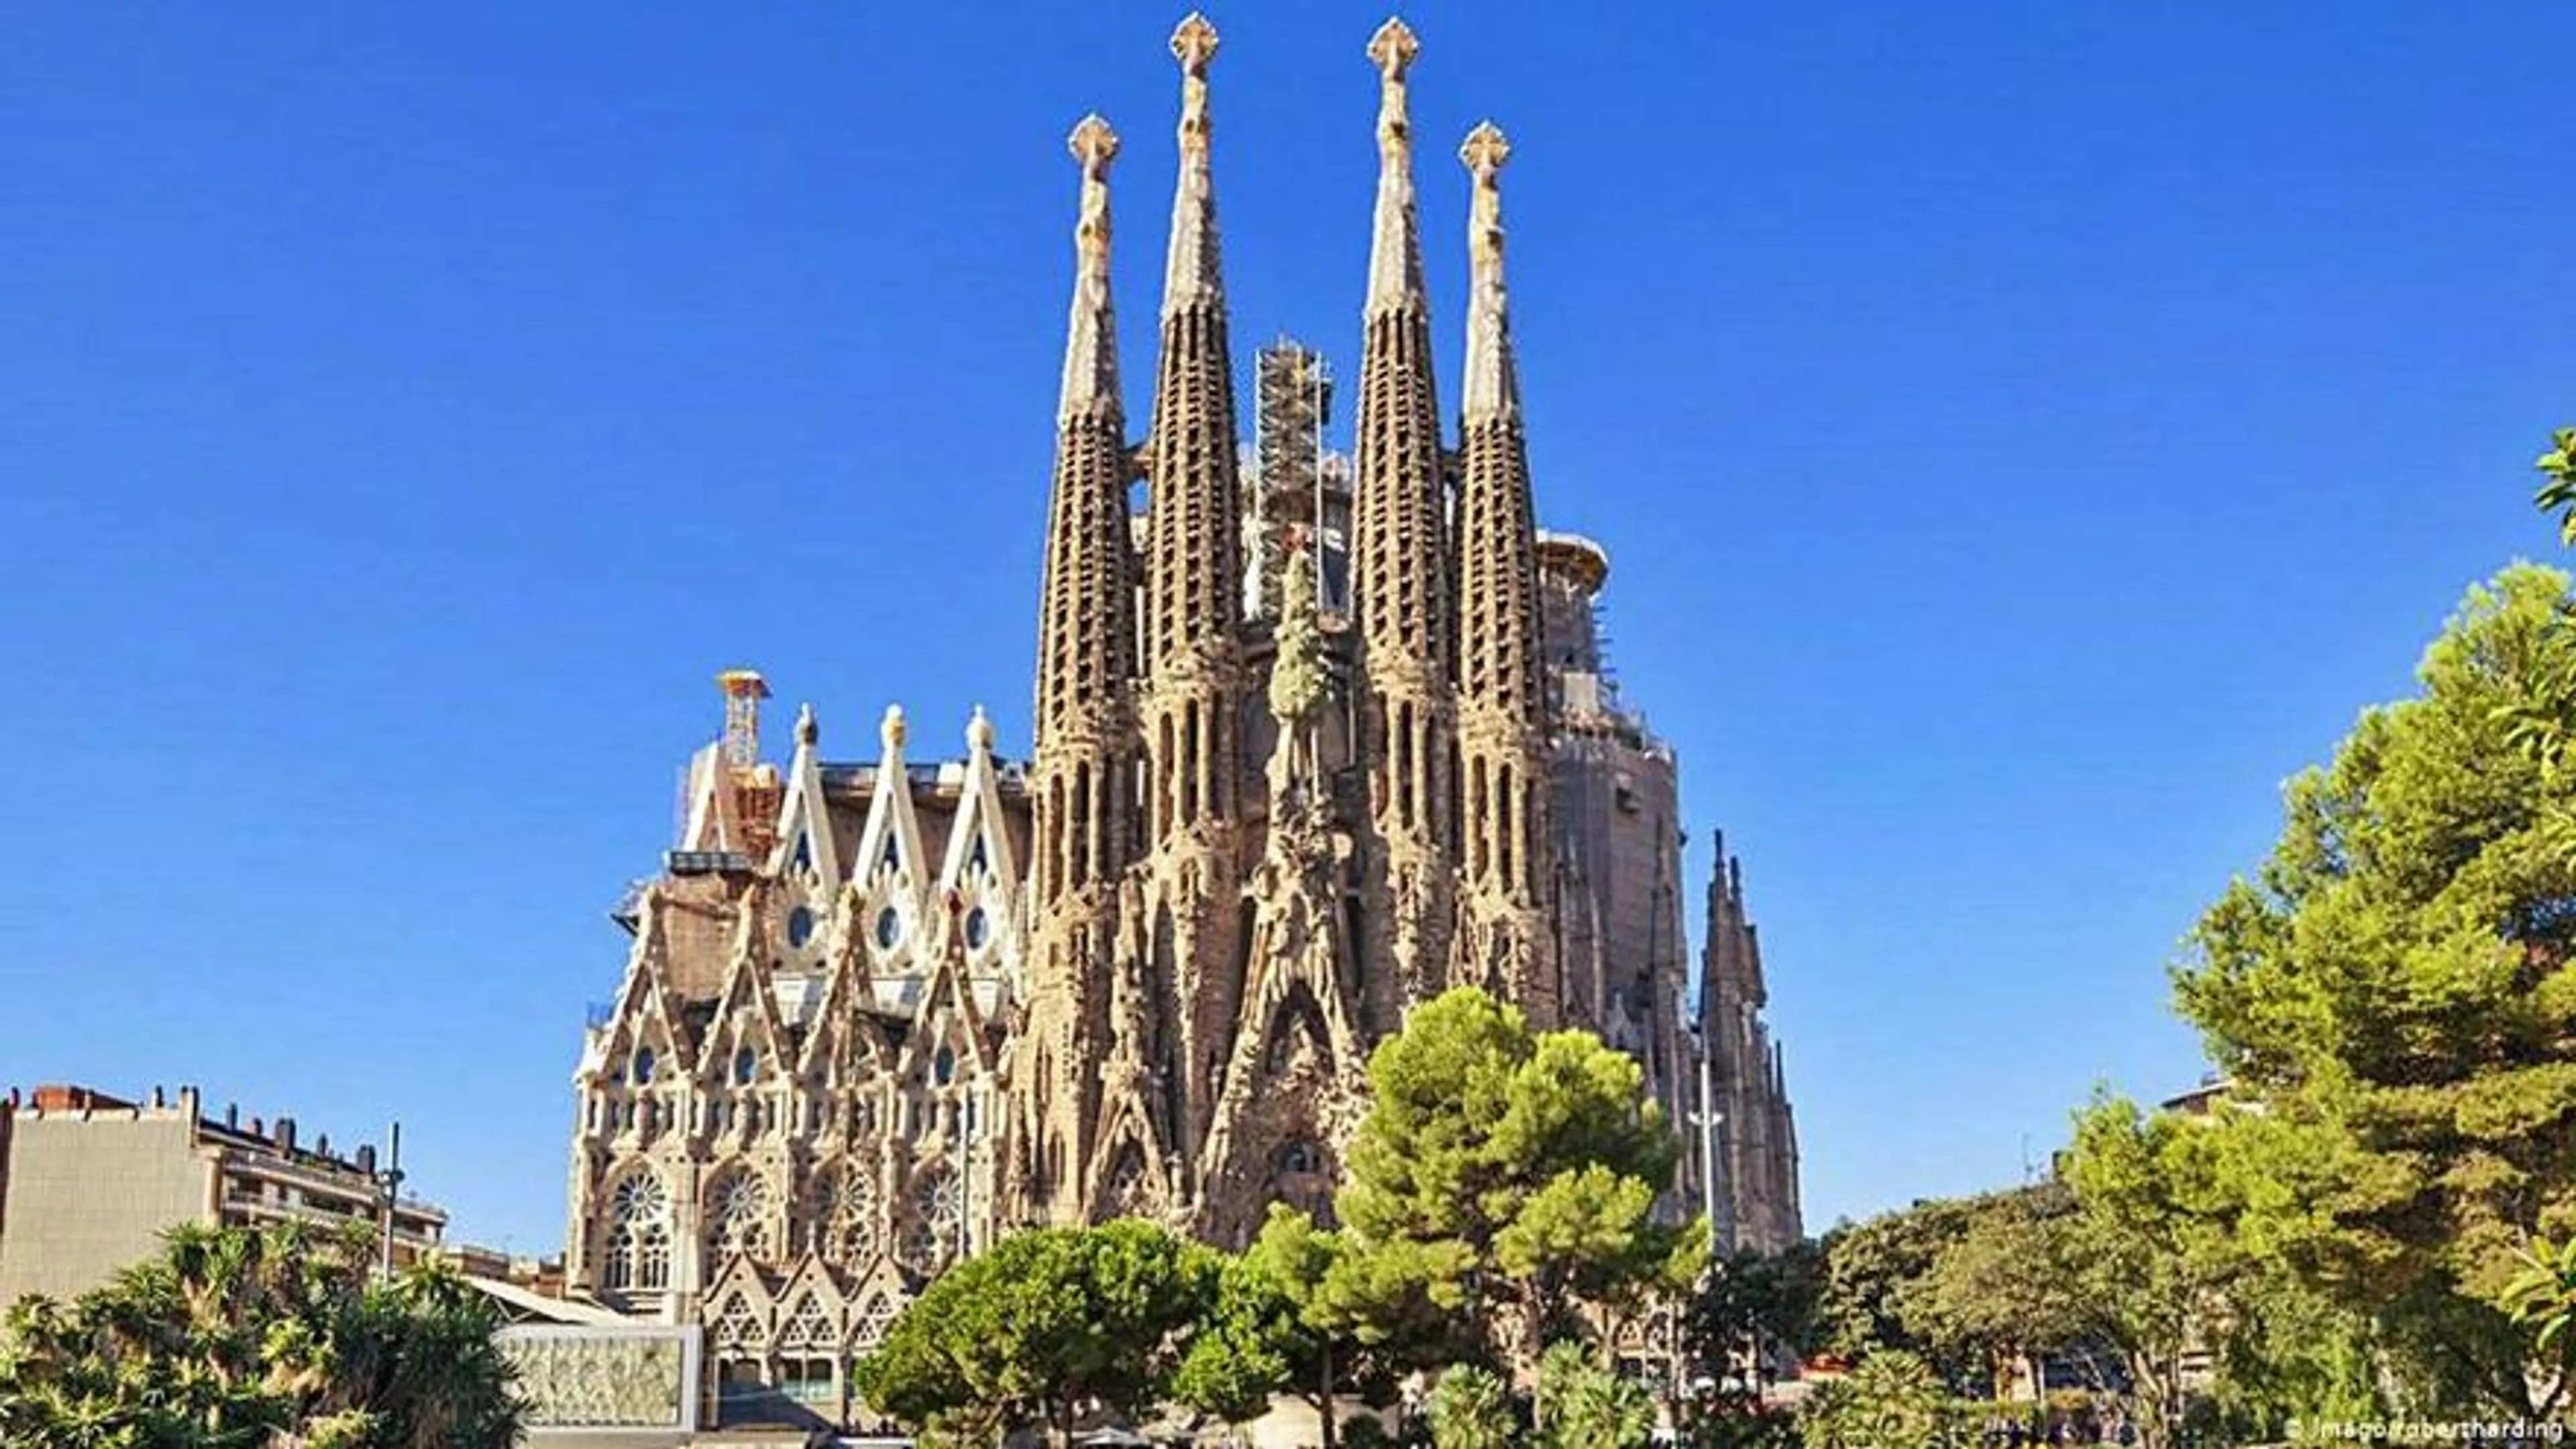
[
  {"xmin": 706, "ymin": 1164, "xmax": 774, "ymax": 1264},
  {"xmin": 734, "ymin": 1047, "xmax": 758, "ymax": 1085},
  {"xmin": 810, "ymin": 1160, "xmax": 883, "ymax": 1267},
  {"xmin": 875, "ymin": 906, "xmax": 902, "ymax": 950},
  {"xmin": 602, "ymin": 1167, "xmax": 672, "ymax": 1292},
  {"xmin": 632, "ymin": 1048, "xmax": 656, "ymax": 1085},
  {"xmin": 787, "ymin": 906, "xmax": 814, "ymax": 949},
  {"xmin": 899, "ymin": 1164, "xmax": 963, "ymax": 1271},
  {"xmin": 965, "ymin": 906, "xmax": 989, "ymax": 949},
  {"xmin": 933, "ymin": 1046, "xmax": 956, "ymax": 1086}
]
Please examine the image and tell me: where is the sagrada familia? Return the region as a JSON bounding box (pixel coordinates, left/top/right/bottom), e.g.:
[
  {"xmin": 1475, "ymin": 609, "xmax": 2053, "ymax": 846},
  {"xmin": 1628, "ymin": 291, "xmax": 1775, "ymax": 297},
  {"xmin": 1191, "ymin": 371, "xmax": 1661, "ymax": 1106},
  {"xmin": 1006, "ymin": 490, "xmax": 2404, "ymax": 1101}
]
[{"xmin": 561, "ymin": 15, "xmax": 1801, "ymax": 1424}]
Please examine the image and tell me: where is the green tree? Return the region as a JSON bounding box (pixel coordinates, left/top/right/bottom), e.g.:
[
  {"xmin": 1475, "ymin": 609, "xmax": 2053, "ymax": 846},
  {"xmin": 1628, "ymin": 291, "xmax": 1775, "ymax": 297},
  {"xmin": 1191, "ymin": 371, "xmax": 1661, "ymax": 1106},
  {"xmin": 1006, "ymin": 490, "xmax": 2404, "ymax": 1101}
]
[
  {"xmin": 1537, "ymin": 1340, "xmax": 1655, "ymax": 1449},
  {"xmin": 853, "ymin": 1219, "xmax": 1216, "ymax": 1447},
  {"xmin": 1816, "ymin": 1198, "xmax": 1980, "ymax": 1383},
  {"xmin": 1340, "ymin": 987, "xmax": 1705, "ymax": 1364},
  {"xmin": 0, "ymin": 1219, "xmax": 525, "ymax": 1449},
  {"xmin": 2532, "ymin": 426, "xmax": 2576, "ymax": 546},
  {"xmin": 1799, "ymin": 1350, "xmax": 1943, "ymax": 1449},
  {"xmin": 1688, "ymin": 1241, "xmax": 1826, "ymax": 1389},
  {"xmin": 1428, "ymin": 1364, "xmax": 1520, "ymax": 1449},
  {"xmin": 1172, "ymin": 1206, "xmax": 1441, "ymax": 1449},
  {"xmin": 2173, "ymin": 564, "xmax": 2576, "ymax": 1416},
  {"xmin": 1908, "ymin": 1185, "xmax": 2106, "ymax": 1401}
]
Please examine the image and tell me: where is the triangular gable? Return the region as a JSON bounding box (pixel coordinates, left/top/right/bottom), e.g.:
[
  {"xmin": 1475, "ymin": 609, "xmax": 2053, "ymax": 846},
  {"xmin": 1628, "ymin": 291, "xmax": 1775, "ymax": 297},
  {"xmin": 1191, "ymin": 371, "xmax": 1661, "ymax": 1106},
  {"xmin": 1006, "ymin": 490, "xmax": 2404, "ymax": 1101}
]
[
  {"xmin": 701, "ymin": 901, "xmax": 790, "ymax": 1089},
  {"xmin": 798, "ymin": 883, "xmax": 886, "ymax": 1084},
  {"xmin": 898, "ymin": 908, "xmax": 994, "ymax": 1083},
  {"xmin": 849, "ymin": 705, "xmax": 931, "ymax": 977},
  {"xmin": 678, "ymin": 741, "xmax": 743, "ymax": 855},
  {"xmin": 587, "ymin": 888, "xmax": 692, "ymax": 1081},
  {"xmin": 936, "ymin": 708, "xmax": 1022, "ymax": 977},
  {"xmin": 769, "ymin": 706, "xmax": 845, "ymax": 977}
]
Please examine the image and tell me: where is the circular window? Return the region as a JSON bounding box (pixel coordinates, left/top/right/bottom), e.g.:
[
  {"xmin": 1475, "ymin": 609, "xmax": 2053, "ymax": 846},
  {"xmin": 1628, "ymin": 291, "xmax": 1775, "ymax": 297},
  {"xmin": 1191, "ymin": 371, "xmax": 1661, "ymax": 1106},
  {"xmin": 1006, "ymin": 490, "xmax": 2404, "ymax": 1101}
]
[
  {"xmin": 875, "ymin": 906, "xmax": 902, "ymax": 950},
  {"xmin": 633, "ymin": 1048, "xmax": 656, "ymax": 1085},
  {"xmin": 786, "ymin": 906, "xmax": 814, "ymax": 949},
  {"xmin": 964, "ymin": 906, "xmax": 989, "ymax": 949}
]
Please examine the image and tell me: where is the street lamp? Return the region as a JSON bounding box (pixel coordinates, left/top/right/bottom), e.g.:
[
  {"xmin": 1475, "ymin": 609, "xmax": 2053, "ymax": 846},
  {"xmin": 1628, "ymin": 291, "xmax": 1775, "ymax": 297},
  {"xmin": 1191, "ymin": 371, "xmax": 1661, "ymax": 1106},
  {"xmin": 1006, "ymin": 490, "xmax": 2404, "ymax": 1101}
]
[{"xmin": 373, "ymin": 1120, "xmax": 406, "ymax": 1279}]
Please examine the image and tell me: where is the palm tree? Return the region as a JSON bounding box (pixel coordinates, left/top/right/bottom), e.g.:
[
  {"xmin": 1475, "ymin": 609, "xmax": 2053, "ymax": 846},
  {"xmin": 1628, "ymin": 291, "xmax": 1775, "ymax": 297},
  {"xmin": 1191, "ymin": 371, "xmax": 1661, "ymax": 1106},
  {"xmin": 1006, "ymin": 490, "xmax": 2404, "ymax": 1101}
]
[{"xmin": 0, "ymin": 1221, "xmax": 525, "ymax": 1448}]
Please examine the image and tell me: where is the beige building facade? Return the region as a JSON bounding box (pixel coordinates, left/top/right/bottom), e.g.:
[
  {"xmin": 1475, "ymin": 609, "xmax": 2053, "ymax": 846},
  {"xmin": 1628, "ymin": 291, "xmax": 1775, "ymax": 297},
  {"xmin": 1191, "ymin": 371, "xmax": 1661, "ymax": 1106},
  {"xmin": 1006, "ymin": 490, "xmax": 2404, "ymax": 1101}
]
[
  {"xmin": 0, "ymin": 1083, "xmax": 452, "ymax": 1308},
  {"xmin": 559, "ymin": 15, "xmax": 1802, "ymax": 1434}
]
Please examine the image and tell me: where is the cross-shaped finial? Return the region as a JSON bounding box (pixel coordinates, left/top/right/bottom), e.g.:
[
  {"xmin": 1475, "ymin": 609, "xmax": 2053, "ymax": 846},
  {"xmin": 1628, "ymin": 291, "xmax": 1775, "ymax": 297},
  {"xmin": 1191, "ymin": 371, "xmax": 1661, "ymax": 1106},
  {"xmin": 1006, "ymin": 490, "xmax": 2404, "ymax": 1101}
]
[
  {"xmin": 1366, "ymin": 17, "xmax": 1419, "ymax": 80},
  {"xmin": 1171, "ymin": 13, "xmax": 1219, "ymax": 72},
  {"xmin": 1460, "ymin": 121, "xmax": 1510, "ymax": 178},
  {"xmin": 1067, "ymin": 113, "xmax": 1120, "ymax": 170}
]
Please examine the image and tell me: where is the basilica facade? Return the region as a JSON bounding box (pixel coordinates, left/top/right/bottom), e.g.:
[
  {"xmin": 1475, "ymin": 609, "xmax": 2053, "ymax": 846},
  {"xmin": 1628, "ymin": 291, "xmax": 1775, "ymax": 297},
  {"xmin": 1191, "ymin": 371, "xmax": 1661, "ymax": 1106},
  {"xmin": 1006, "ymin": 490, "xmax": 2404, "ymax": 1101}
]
[{"xmin": 561, "ymin": 15, "xmax": 1799, "ymax": 1429}]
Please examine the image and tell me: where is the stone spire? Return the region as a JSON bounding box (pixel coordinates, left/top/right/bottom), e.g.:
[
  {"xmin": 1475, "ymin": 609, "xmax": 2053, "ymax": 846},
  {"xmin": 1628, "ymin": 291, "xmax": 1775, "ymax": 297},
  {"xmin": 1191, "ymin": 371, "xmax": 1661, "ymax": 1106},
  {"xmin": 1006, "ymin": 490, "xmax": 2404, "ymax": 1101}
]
[
  {"xmin": 1138, "ymin": 11, "xmax": 1251, "ymax": 1201},
  {"xmin": 1142, "ymin": 11, "xmax": 1248, "ymax": 845},
  {"xmin": 1450, "ymin": 120, "xmax": 1556, "ymax": 1023},
  {"xmin": 1016, "ymin": 115, "xmax": 1146, "ymax": 1228},
  {"xmin": 1350, "ymin": 17, "xmax": 1456, "ymax": 1020}
]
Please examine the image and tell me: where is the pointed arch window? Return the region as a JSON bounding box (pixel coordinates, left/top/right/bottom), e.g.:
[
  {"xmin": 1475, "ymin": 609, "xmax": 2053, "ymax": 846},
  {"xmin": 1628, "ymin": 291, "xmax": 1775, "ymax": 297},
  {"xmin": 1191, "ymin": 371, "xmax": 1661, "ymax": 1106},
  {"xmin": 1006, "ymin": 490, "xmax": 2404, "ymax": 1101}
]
[
  {"xmin": 733, "ymin": 1047, "xmax": 758, "ymax": 1085},
  {"xmin": 810, "ymin": 1160, "xmax": 883, "ymax": 1267},
  {"xmin": 631, "ymin": 1049, "xmax": 656, "ymax": 1085},
  {"xmin": 779, "ymin": 1292, "xmax": 835, "ymax": 1352},
  {"xmin": 882, "ymin": 835, "xmax": 901, "ymax": 871},
  {"xmin": 969, "ymin": 834, "xmax": 989, "ymax": 875},
  {"xmin": 933, "ymin": 1045, "xmax": 956, "ymax": 1087},
  {"xmin": 705, "ymin": 1165, "xmax": 775, "ymax": 1264},
  {"xmin": 853, "ymin": 1290, "xmax": 900, "ymax": 1350},
  {"xmin": 710, "ymin": 1290, "xmax": 765, "ymax": 1352},
  {"xmin": 898, "ymin": 1164, "xmax": 963, "ymax": 1271},
  {"xmin": 792, "ymin": 832, "xmax": 814, "ymax": 875},
  {"xmin": 601, "ymin": 1167, "xmax": 672, "ymax": 1292}
]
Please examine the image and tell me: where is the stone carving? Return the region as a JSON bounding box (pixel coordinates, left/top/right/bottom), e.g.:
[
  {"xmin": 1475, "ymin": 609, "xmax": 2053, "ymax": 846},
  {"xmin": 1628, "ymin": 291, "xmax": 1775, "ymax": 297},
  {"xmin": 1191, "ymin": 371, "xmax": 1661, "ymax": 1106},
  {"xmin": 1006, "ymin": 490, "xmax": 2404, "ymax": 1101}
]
[{"xmin": 500, "ymin": 1332, "xmax": 688, "ymax": 1429}]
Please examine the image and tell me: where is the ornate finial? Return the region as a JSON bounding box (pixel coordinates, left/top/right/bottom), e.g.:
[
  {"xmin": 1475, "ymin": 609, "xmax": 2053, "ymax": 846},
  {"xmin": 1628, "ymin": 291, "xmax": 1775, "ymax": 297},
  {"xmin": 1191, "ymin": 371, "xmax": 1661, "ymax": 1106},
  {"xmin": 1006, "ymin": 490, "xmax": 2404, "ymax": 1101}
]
[
  {"xmin": 1364, "ymin": 19, "xmax": 1426, "ymax": 313},
  {"xmin": 1068, "ymin": 112, "xmax": 1120, "ymax": 170},
  {"xmin": 1462, "ymin": 121, "xmax": 1509, "ymax": 275},
  {"xmin": 880, "ymin": 703, "xmax": 908, "ymax": 757},
  {"xmin": 1171, "ymin": 13, "xmax": 1219, "ymax": 74},
  {"xmin": 1367, "ymin": 17, "xmax": 1419, "ymax": 83},
  {"xmin": 1460, "ymin": 121, "xmax": 1518, "ymax": 420},
  {"xmin": 1368, "ymin": 19, "xmax": 1419, "ymax": 152},
  {"xmin": 1171, "ymin": 14, "xmax": 1216, "ymax": 157},
  {"xmin": 966, "ymin": 704, "xmax": 996, "ymax": 755},
  {"xmin": 1460, "ymin": 120, "xmax": 1509, "ymax": 178},
  {"xmin": 1060, "ymin": 115, "xmax": 1122, "ymax": 416},
  {"xmin": 795, "ymin": 702, "xmax": 819, "ymax": 748}
]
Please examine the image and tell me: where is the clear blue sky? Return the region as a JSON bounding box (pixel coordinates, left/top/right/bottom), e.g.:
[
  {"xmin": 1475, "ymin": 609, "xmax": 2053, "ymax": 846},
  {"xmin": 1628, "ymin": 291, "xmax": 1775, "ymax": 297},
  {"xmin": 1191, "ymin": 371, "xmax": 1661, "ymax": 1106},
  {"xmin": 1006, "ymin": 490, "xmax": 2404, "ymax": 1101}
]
[{"xmin": 2, "ymin": 3, "xmax": 2569, "ymax": 1258}]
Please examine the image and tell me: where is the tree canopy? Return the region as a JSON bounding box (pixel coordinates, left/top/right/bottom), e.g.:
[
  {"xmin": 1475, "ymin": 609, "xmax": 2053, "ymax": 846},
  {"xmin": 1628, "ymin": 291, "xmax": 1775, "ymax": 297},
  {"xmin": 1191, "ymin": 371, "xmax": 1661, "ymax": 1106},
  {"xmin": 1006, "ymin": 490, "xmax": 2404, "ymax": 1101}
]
[
  {"xmin": 853, "ymin": 1218, "xmax": 1216, "ymax": 1447},
  {"xmin": 2169, "ymin": 564, "xmax": 2576, "ymax": 1414},
  {"xmin": 0, "ymin": 1220, "xmax": 524, "ymax": 1449},
  {"xmin": 1339, "ymin": 987, "xmax": 1705, "ymax": 1362}
]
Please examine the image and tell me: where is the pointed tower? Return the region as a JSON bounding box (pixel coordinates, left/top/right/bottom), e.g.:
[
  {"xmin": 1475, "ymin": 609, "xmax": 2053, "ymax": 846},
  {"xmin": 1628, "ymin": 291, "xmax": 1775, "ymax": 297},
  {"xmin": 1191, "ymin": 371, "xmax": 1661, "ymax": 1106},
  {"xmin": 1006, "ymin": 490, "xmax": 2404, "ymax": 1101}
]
[
  {"xmin": 1350, "ymin": 17, "xmax": 1457, "ymax": 1022},
  {"xmin": 1014, "ymin": 114, "xmax": 1144, "ymax": 1227},
  {"xmin": 1137, "ymin": 11, "xmax": 1250, "ymax": 1190},
  {"xmin": 1449, "ymin": 121, "xmax": 1559, "ymax": 1026}
]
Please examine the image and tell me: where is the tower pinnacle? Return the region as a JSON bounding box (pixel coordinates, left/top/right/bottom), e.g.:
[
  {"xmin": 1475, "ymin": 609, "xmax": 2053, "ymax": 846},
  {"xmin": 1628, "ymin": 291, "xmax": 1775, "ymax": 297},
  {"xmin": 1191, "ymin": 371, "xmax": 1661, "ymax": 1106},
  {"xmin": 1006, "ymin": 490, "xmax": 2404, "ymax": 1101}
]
[
  {"xmin": 1163, "ymin": 15, "xmax": 1223, "ymax": 313},
  {"xmin": 1364, "ymin": 19, "xmax": 1426, "ymax": 315},
  {"xmin": 1060, "ymin": 115, "xmax": 1122, "ymax": 420},
  {"xmin": 1460, "ymin": 121, "xmax": 1519, "ymax": 421}
]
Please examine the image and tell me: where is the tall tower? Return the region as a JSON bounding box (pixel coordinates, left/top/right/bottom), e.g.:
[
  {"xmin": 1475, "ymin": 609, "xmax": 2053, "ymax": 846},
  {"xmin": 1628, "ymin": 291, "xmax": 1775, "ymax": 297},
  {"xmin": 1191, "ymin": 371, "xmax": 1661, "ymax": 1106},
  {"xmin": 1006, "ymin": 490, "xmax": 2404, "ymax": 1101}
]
[
  {"xmin": 1138, "ymin": 12, "xmax": 1250, "ymax": 1183},
  {"xmin": 1449, "ymin": 122, "xmax": 1558, "ymax": 1026},
  {"xmin": 1014, "ymin": 113, "xmax": 1144, "ymax": 1226},
  {"xmin": 1350, "ymin": 18, "xmax": 1456, "ymax": 1020}
]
